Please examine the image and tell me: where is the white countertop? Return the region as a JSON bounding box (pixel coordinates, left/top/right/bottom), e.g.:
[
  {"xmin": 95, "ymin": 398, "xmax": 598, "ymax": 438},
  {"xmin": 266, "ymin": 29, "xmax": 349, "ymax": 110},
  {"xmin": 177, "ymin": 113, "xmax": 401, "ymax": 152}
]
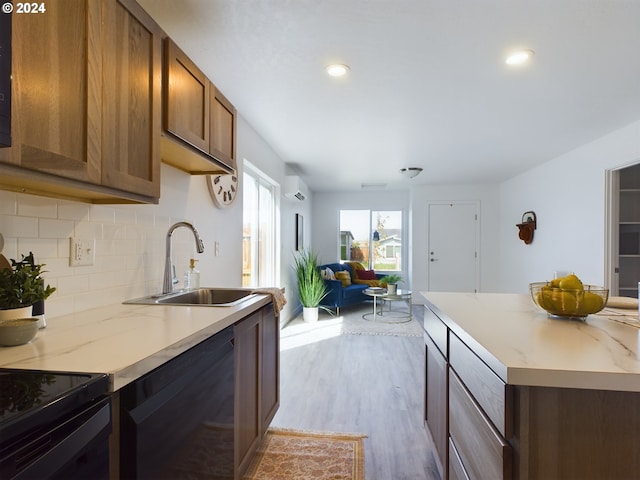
[
  {"xmin": 0, "ymin": 294, "xmax": 271, "ymax": 391},
  {"xmin": 422, "ymin": 292, "xmax": 640, "ymax": 392}
]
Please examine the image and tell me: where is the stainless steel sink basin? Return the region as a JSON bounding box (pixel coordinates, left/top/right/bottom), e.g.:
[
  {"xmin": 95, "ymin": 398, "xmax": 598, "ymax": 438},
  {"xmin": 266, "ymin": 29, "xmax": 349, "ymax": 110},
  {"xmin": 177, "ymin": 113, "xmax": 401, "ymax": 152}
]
[{"xmin": 124, "ymin": 288, "xmax": 257, "ymax": 307}]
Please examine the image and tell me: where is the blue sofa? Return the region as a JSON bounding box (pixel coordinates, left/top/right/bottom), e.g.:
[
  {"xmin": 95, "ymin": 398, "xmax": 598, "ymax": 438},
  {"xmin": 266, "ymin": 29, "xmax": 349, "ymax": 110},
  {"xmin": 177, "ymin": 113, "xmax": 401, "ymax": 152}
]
[{"xmin": 318, "ymin": 262, "xmax": 383, "ymax": 315}]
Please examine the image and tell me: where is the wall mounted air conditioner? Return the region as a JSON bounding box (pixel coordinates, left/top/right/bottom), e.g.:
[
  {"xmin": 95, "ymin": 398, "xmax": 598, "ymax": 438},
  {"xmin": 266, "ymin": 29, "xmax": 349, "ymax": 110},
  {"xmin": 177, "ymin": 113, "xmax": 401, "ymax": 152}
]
[{"xmin": 284, "ymin": 175, "xmax": 308, "ymax": 201}]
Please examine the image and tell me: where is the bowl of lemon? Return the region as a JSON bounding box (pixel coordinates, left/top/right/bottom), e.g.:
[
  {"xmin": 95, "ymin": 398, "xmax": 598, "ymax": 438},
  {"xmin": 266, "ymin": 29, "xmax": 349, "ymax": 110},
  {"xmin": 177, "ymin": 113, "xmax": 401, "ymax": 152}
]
[{"xmin": 530, "ymin": 274, "xmax": 608, "ymax": 320}]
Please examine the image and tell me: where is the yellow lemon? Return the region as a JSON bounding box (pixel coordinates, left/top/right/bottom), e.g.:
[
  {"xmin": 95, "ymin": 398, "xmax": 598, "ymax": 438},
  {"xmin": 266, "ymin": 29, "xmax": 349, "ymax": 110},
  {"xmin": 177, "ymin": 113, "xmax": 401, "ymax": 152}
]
[
  {"xmin": 579, "ymin": 291, "xmax": 605, "ymax": 315},
  {"xmin": 558, "ymin": 274, "xmax": 583, "ymax": 291}
]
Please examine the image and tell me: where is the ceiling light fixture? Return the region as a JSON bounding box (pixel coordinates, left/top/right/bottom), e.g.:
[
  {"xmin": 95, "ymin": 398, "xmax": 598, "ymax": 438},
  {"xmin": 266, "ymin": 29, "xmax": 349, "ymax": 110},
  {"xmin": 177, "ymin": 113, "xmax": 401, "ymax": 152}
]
[
  {"xmin": 400, "ymin": 167, "xmax": 423, "ymax": 179},
  {"xmin": 505, "ymin": 49, "xmax": 535, "ymax": 65},
  {"xmin": 326, "ymin": 64, "xmax": 350, "ymax": 77}
]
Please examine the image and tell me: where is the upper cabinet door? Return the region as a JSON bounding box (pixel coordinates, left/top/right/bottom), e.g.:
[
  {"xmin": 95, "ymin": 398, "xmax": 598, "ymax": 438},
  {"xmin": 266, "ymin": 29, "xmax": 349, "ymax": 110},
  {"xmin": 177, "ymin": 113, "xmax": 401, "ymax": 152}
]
[
  {"xmin": 210, "ymin": 85, "xmax": 237, "ymax": 171},
  {"xmin": 164, "ymin": 38, "xmax": 210, "ymax": 153},
  {"xmin": 101, "ymin": 0, "xmax": 162, "ymax": 198},
  {"xmin": 1, "ymin": 0, "xmax": 102, "ymax": 183}
]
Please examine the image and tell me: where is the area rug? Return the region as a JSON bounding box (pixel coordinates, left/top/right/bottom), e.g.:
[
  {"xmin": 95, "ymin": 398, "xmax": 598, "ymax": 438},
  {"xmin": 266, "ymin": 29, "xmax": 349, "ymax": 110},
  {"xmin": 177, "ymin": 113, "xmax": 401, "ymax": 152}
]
[
  {"xmin": 243, "ymin": 428, "xmax": 366, "ymax": 480},
  {"xmin": 282, "ymin": 304, "xmax": 423, "ymax": 339}
]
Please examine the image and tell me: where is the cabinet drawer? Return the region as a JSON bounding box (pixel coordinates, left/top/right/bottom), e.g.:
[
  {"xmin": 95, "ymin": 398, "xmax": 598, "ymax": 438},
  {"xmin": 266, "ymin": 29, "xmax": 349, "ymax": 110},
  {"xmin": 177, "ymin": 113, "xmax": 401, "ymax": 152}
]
[
  {"xmin": 424, "ymin": 333, "xmax": 447, "ymax": 475},
  {"xmin": 449, "ymin": 333, "xmax": 511, "ymax": 437},
  {"xmin": 449, "ymin": 437, "xmax": 470, "ymax": 480},
  {"xmin": 423, "ymin": 305, "xmax": 448, "ymax": 358},
  {"xmin": 449, "ymin": 371, "xmax": 512, "ymax": 480}
]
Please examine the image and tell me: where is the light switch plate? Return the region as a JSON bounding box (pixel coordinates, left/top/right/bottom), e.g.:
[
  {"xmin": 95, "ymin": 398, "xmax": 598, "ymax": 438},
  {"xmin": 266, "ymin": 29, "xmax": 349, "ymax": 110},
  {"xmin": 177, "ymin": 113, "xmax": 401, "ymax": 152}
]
[{"xmin": 69, "ymin": 238, "xmax": 95, "ymax": 266}]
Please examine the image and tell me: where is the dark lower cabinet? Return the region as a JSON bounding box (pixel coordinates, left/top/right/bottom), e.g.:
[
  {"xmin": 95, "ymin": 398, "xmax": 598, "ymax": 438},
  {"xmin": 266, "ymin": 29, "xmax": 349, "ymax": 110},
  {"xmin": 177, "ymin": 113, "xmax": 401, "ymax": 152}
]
[
  {"xmin": 234, "ymin": 310, "xmax": 261, "ymax": 478},
  {"xmin": 117, "ymin": 301, "xmax": 280, "ymax": 480},
  {"xmin": 235, "ymin": 303, "xmax": 279, "ymax": 479}
]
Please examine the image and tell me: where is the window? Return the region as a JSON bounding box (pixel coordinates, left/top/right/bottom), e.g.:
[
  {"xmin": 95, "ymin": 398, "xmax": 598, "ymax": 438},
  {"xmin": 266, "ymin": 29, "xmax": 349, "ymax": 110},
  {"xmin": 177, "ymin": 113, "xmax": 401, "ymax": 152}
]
[
  {"xmin": 339, "ymin": 210, "xmax": 403, "ymax": 271},
  {"xmin": 242, "ymin": 162, "xmax": 279, "ymax": 287}
]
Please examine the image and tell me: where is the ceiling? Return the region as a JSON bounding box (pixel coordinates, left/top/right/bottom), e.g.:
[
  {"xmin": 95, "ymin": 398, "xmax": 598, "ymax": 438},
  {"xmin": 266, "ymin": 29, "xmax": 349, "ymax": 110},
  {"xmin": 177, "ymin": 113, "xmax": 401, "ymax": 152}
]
[{"xmin": 138, "ymin": 0, "xmax": 640, "ymax": 192}]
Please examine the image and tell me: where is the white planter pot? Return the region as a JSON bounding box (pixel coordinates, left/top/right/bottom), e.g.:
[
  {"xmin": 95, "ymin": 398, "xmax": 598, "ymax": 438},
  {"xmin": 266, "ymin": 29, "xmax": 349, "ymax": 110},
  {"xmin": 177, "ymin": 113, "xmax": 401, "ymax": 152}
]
[
  {"xmin": 386, "ymin": 284, "xmax": 397, "ymax": 295},
  {"xmin": 0, "ymin": 305, "xmax": 33, "ymax": 322},
  {"xmin": 303, "ymin": 306, "xmax": 319, "ymax": 323}
]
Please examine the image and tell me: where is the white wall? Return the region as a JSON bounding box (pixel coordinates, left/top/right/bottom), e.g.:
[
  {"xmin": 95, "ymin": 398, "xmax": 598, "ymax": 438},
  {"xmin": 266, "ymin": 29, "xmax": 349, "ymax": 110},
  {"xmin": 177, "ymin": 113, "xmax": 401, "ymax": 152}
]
[
  {"xmin": 311, "ymin": 189, "xmax": 410, "ymax": 277},
  {"xmin": 410, "ymin": 184, "xmax": 501, "ymax": 294},
  {"xmin": 498, "ymin": 120, "xmax": 640, "ymax": 293}
]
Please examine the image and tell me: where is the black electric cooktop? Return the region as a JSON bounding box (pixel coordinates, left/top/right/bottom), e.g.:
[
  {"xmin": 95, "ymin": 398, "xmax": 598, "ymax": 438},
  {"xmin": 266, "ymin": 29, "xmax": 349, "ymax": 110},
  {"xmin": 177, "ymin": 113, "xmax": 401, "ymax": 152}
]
[{"xmin": 0, "ymin": 369, "xmax": 109, "ymax": 446}]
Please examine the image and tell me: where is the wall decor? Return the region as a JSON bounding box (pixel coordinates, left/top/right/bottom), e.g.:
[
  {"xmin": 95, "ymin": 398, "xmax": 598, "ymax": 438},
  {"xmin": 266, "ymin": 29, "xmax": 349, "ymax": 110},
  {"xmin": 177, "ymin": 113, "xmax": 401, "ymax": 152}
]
[
  {"xmin": 516, "ymin": 211, "xmax": 537, "ymax": 245},
  {"xmin": 296, "ymin": 214, "xmax": 304, "ymax": 251}
]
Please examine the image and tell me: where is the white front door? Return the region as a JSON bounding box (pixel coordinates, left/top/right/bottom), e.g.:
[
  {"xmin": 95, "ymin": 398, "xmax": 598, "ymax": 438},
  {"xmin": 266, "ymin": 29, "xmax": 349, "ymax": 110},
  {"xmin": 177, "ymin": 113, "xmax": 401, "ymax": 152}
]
[{"xmin": 427, "ymin": 202, "xmax": 479, "ymax": 292}]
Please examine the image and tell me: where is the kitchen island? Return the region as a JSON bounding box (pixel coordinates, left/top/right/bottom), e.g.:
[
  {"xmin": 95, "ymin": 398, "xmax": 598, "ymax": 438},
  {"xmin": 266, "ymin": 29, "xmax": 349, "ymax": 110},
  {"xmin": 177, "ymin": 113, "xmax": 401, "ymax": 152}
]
[{"xmin": 422, "ymin": 291, "xmax": 640, "ymax": 480}]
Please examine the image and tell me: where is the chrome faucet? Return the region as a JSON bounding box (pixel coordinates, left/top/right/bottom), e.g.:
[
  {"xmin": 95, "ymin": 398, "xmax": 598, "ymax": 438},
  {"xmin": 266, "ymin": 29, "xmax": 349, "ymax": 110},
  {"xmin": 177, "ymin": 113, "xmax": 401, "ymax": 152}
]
[{"xmin": 163, "ymin": 222, "xmax": 205, "ymax": 294}]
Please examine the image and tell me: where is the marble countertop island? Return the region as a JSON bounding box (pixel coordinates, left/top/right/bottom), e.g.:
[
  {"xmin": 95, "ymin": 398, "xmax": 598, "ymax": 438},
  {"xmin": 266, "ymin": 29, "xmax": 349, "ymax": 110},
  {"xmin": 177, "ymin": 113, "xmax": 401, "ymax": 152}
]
[
  {"xmin": 0, "ymin": 294, "xmax": 271, "ymax": 391},
  {"xmin": 422, "ymin": 292, "xmax": 640, "ymax": 392}
]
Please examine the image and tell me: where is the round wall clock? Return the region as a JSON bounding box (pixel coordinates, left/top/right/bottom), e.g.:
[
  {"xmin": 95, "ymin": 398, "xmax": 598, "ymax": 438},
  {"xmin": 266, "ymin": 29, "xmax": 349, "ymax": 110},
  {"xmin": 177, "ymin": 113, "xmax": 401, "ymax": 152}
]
[{"xmin": 207, "ymin": 174, "xmax": 238, "ymax": 208}]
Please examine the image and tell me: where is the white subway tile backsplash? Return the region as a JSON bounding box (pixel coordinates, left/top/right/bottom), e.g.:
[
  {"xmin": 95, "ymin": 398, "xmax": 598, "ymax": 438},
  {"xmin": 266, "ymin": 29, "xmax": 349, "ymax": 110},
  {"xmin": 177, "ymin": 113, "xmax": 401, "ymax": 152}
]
[
  {"xmin": 39, "ymin": 218, "xmax": 75, "ymax": 239},
  {"xmin": 74, "ymin": 221, "xmax": 104, "ymax": 240},
  {"xmin": 17, "ymin": 195, "xmax": 58, "ymax": 218},
  {"xmin": 0, "ymin": 190, "xmax": 17, "ymax": 215},
  {"xmin": 89, "ymin": 205, "xmax": 116, "ymax": 223},
  {"xmin": 4, "ymin": 190, "xmax": 203, "ymax": 319},
  {"xmin": 18, "ymin": 238, "xmax": 59, "ymax": 259},
  {"xmin": 1, "ymin": 215, "xmax": 39, "ymax": 238},
  {"xmin": 115, "ymin": 209, "xmax": 137, "ymax": 225},
  {"xmin": 58, "ymin": 202, "xmax": 90, "ymax": 221},
  {"xmin": 114, "ymin": 239, "xmax": 138, "ymax": 256},
  {"xmin": 103, "ymin": 224, "xmax": 126, "ymax": 240},
  {"xmin": 57, "ymin": 274, "xmax": 90, "ymax": 296}
]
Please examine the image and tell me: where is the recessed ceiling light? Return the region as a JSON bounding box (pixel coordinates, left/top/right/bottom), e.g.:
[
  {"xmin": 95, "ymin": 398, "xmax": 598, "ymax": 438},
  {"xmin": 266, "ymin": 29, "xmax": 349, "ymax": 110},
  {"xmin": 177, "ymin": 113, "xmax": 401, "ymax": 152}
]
[
  {"xmin": 326, "ymin": 64, "xmax": 350, "ymax": 77},
  {"xmin": 505, "ymin": 49, "xmax": 535, "ymax": 65}
]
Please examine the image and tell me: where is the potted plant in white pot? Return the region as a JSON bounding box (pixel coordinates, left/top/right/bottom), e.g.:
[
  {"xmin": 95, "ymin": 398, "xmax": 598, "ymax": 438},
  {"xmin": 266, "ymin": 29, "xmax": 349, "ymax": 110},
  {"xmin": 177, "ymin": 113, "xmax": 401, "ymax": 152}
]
[
  {"xmin": 380, "ymin": 274, "xmax": 403, "ymax": 295},
  {"xmin": 293, "ymin": 249, "xmax": 329, "ymax": 323},
  {"xmin": 0, "ymin": 252, "xmax": 56, "ymax": 324}
]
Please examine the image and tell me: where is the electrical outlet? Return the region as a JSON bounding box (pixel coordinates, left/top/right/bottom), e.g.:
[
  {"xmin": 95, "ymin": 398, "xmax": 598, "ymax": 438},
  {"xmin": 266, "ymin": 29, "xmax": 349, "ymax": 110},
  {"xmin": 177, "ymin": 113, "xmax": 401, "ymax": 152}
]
[{"xmin": 69, "ymin": 238, "xmax": 95, "ymax": 266}]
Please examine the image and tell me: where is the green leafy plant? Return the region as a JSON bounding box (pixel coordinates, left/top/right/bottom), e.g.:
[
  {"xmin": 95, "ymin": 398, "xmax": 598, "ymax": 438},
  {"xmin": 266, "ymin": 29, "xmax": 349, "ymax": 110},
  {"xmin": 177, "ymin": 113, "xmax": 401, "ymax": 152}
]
[
  {"xmin": 293, "ymin": 249, "xmax": 329, "ymax": 309},
  {"xmin": 0, "ymin": 252, "xmax": 56, "ymax": 310},
  {"xmin": 379, "ymin": 274, "xmax": 403, "ymax": 286}
]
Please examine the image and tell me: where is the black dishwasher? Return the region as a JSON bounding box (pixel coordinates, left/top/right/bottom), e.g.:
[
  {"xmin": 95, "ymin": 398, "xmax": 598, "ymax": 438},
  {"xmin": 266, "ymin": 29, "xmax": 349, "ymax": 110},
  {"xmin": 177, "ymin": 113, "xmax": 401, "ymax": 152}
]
[{"xmin": 120, "ymin": 326, "xmax": 235, "ymax": 479}]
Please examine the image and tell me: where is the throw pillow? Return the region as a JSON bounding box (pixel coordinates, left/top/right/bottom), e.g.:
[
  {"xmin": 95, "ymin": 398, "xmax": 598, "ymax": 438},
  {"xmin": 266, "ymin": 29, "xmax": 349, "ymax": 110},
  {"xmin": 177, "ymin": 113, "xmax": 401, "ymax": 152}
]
[
  {"xmin": 321, "ymin": 267, "xmax": 335, "ymax": 280},
  {"xmin": 356, "ymin": 269, "xmax": 376, "ymax": 280},
  {"xmin": 334, "ymin": 270, "xmax": 351, "ymax": 287}
]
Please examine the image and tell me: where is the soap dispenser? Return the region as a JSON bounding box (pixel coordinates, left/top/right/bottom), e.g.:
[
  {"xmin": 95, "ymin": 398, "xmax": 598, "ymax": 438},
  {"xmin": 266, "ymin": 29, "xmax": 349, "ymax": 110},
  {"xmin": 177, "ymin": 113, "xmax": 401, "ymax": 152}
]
[{"xmin": 184, "ymin": 258, "xmax": 200, "ymax": 290}]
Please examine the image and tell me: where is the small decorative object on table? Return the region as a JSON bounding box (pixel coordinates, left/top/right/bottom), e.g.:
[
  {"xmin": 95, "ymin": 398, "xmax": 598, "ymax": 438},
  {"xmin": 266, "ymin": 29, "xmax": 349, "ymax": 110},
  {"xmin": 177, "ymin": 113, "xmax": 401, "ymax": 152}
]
[{"xmin": 379, "ymin": 274, "xmax": 403, "ymax": 295}]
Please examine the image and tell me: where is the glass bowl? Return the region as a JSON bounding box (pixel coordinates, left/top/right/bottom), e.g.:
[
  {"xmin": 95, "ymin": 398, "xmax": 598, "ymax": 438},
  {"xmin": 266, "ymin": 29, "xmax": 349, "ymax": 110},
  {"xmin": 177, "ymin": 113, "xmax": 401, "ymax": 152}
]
[{"xmin": 530, "ymin": 282, "xmax": 609, "ymax": 319}]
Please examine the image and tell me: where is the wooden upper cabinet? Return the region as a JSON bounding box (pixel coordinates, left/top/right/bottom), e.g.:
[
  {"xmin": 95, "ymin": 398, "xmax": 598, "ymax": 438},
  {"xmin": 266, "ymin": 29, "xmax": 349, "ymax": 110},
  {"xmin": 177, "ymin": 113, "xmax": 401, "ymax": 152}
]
[
  {"xmin": 164, "ymin": 39, "xmax": 210, "ymax": 152},
  {"xmin": 0, "ymin": 0, "xmax": 102, "ymax": 183},
  {"xmin": 210, "ymin": 86, "xmax": 237, "ymax": 171},
  {"xmin": 0, "ymin": 0, "xmax": 161, "ymax": 204},
  {"xmin": 162, "ymin": 38, "xmax": 234, "ymax": 175},
  {"xmin": 101, "ymin": 0, "xmax": 162, "ymax": 199}
]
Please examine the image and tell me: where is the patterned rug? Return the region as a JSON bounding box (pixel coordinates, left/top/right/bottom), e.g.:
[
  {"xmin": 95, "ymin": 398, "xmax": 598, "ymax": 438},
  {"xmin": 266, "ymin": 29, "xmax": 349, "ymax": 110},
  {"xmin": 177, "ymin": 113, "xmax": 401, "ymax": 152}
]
[{"xmin": 243, "ymin": 428, "xmax": 366, "ymax": 480}]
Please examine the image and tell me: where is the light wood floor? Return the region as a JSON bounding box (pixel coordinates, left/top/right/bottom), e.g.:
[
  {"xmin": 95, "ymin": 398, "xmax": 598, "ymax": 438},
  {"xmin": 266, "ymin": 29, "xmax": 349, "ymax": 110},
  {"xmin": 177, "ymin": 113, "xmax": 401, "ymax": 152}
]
[{"xmin": 273, "ymin": 303, "xmax": 441, "ymax": 480}]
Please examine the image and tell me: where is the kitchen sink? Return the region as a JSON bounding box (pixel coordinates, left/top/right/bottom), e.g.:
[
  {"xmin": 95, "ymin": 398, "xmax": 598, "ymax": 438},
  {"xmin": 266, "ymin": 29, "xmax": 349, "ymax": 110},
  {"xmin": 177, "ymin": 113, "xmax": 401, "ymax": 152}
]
[{"xmin": 124, "ymin": 288, "xmax": 257, "ymax": 307}]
